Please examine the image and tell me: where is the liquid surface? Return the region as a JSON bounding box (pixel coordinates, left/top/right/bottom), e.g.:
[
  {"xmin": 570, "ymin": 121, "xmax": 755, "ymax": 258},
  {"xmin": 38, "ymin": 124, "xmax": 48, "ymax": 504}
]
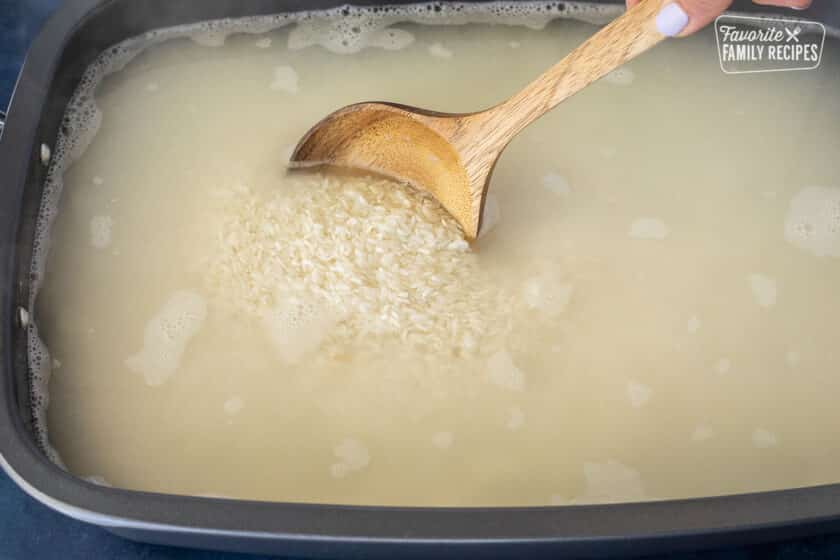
[{"xmin": 36, "ymin": 8, "xmax": 840, "ymax": 506}]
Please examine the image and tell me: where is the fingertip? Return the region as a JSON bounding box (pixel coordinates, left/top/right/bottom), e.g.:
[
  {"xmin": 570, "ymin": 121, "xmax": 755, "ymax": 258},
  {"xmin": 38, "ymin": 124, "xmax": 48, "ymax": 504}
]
[
  {"xmin": 656, "ymin": 3, "xmax": 690, "ymax": 37},
  {"xmin": 666, "ymin": 0, "xmax": 735, "ymax": 38}
]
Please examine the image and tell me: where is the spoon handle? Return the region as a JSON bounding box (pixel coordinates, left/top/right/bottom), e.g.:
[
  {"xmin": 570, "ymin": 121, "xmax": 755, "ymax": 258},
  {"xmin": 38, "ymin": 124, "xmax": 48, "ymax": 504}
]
[{"xmin": 492, "ymin": 0, "xmax": 669, "ymax": 139}]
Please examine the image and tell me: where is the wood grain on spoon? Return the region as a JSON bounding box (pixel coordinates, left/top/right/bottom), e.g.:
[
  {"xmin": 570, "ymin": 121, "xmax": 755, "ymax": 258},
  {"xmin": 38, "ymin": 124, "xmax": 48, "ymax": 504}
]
[{"xmin": 291, "ymin": 0, "xmax": 670, "ymax": 240}]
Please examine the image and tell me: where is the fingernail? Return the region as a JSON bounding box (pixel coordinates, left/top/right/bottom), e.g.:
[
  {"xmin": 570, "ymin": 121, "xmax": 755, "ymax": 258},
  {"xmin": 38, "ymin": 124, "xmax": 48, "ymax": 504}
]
[{"xmin": 656, "ymin": 2, "xmax": 689, "ymax": 37}]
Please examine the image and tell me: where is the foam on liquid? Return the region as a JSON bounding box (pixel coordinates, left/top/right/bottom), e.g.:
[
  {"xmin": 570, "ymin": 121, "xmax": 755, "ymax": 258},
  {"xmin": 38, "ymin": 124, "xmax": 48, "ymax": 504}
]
[{"xmin": 29, "ymin": 3, "xmax": 840, "ymax": 506}]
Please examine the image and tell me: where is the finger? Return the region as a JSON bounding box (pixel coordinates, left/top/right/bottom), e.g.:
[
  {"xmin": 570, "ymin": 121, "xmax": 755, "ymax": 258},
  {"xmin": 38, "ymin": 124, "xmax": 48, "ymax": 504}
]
[
  {"xmin": 752, "ymin": 0, "xmax": 812, "ymax": 9},
  {"xmin": 654, "ymin": 0, "xmax": 735, "ymax": 37}
]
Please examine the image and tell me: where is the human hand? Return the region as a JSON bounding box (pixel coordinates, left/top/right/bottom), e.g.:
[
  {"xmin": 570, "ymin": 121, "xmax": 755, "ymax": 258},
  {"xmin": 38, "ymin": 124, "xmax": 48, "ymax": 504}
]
[{"xmin": 627, "ymin": 0, "xmax": 813, "ymax": 37}]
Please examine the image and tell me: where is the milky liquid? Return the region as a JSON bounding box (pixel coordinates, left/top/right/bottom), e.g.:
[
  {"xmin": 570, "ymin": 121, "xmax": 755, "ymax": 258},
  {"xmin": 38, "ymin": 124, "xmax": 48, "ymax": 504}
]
[{"xmin": 35, "ymin": 7, "xmax": 840, "ymax": 506}]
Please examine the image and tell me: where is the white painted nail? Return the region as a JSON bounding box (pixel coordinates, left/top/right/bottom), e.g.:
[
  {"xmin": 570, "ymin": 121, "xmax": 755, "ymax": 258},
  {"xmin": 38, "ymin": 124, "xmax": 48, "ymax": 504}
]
[{"xmin": 656, "ymin": 2, "xmax": 689, "ymax": 37}]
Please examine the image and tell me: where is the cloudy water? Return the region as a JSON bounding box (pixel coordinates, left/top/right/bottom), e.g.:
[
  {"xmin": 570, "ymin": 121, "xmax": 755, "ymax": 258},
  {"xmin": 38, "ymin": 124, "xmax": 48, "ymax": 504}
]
[{"xmin": 31, "ymin": 4, "xmax": 840, "ymax": 506}]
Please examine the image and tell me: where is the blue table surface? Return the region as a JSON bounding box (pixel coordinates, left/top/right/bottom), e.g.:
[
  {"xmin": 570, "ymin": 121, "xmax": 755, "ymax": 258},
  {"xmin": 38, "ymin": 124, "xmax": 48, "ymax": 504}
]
[{"xmin": 2, "ymin": 1, "xmax": 840, "ymax": 558}]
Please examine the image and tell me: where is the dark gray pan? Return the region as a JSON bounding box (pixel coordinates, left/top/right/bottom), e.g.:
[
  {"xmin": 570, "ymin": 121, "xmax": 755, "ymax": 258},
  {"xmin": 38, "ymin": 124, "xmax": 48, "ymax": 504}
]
[{"xmin": 1, "ymin": 0, "xmax": 838, "ymax": 557}]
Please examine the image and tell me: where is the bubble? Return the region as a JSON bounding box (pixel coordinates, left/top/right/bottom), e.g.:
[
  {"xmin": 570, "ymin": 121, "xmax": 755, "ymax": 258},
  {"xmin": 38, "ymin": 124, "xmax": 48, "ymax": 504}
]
[
  {"xmin": 288, "ymin": 16, "xmax": 397, "ymax": 54},
  {"xmin": 84, "ymin": 475, "xmax": 111, "ymax": 486},
  {"xmin": 330, "ymin": 438, "xmax": 370, "ymax": 477},
  {"xmin": 687, "ymin": 315, "xmax": 701, "ymax": 334},
  {"xmin": 432, "ymin": 431, "xmax": 454, "ymax": 448},
  {"xmin": 40, "ymin": 144, "xmax": 51, "ymax": 165},
  {"xmin": 195, "ymin": 491, "xmax": 235, "ymax": 499},
  {"xmin": 330, "ymin": 463, "xmax": 349, "ymax": 478},
  {"xmin": 784, "ymin": 186, "xmax": 840, "ymax": 257},
  {"xmin": 262, "ymin": 294, "xmax": 343, "ymax": 365},
  {"xmin": 190, "ymin": 30, "xmax": 228, "ymax": 47},
  {"xmin": 223, "ymin": 396, "xmax": 244, "ymax": 415},
  {"xmin": 575, "ymin": 460, "xmax": 647, "ymax": 504},
  {"xmin": 629, "ymin": 218, "xmax": 669, "ymax": 240},
  {"xmin": 692, "ymin": 424, "xmax": 714, "ymax": 442},
  {"xmin": 714, "ymin": 358, "xmax": 731, "ymax": 374},
  {"xmin": 550, "ymin": 494, "xmax": 570, "ymax": 505},
  {"xmin": 284, "ymin": 1, "xmax": 618, "ymax": 54},
  {"xmin": 752, "ymin": 428, "xmax": 778, "ymax": 448},
  {"xmin": 26, "ymin": 321, "xmax": 62, "ymax": 463},
  {"xmin": 522, "ymin": 274, "xmax": 573, "ymax": 317},
  {"xmin": 603, "ymin": 67, "xmax": 635, "ymax": 85},
  {"xmin": 487, "ymin": 349, "xmax": 525, "ymax": 391},
  {"xmin": 366, "ymin": 28, "xmax": 416, "ymax": 51},
  {"xmin": 89, "ymin": 215, "xmax": 113, "ymax": 249},
  {"xmin": 542, "ymin": 172, "xmax": 571, "ymax": 196},
  {"xmin": 627, "ymin": 381, "xmax": 652, "ymax": 407},
  {"xmin": 749, "ymin": 273, "xmax": 777, "ymax": 308},
  {"xmin": 270, "ymin": 65, "xmax": 300, "ymax": 93},
  {"xmin": 125, "ymin": 291, "xmax": 207, "ymax": 386},
  {"xmin": 428, "ymin": 42, "xmax": 453, "ymax": 58},
  {"xmin": 459, "ymin": 332, "xmax": 477, "ymax": 354},
  {"xmin": 599, "ymin": 146, "xmax": 617, "ymax": 159},
  {"xmin": 506, "ymin": 406, "xmax": 525, "ymax": 430}
]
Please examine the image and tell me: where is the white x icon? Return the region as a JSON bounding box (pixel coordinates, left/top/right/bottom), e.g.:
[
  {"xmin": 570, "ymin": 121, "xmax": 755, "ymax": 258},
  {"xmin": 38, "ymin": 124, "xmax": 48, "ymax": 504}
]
[{"xmin": 785, "ymin": 26, "xmax": 802, "ymax": 42}]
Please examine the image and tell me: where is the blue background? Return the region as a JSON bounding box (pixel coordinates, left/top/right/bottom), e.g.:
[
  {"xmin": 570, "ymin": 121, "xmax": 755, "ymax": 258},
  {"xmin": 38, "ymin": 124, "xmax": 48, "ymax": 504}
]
[{"xmin": 2, "ymin": 0, "xmax": 840, "ymax": 558}]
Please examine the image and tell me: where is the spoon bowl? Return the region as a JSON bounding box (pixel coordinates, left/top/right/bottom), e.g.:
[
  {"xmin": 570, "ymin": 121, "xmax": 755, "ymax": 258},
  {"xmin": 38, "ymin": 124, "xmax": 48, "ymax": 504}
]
[
  {"xmin": 291, "ymin": 102, "xmax": 487, "ymax": 237},
  {"xmin": 290, "ymin": 0, "xmax": 670, "ymax": 240}
]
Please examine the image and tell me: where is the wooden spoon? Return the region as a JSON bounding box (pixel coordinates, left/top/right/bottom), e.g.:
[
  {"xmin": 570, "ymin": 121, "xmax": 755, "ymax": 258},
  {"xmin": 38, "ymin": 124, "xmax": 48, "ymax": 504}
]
[{"xmin": 290, "ymin": 0, "xmax": 670, "ymax": 240}]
